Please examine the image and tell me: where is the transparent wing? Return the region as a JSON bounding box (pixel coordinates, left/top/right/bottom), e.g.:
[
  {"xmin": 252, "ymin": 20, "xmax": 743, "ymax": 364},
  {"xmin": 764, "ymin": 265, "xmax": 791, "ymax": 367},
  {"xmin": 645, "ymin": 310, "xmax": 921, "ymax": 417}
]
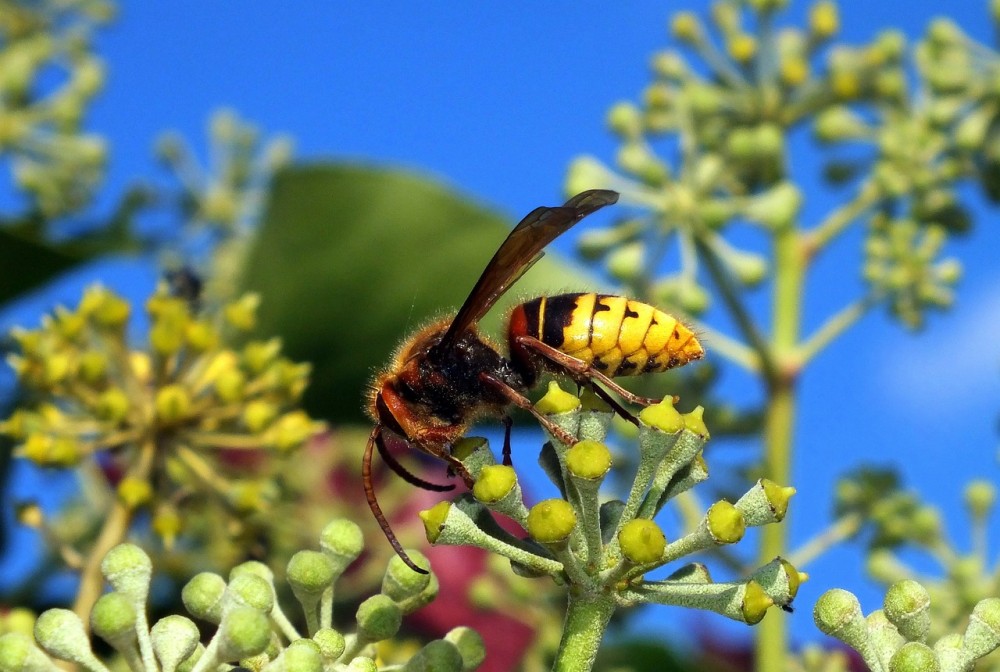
[{"xmin": 437, "ymin": 189, "xmax": 619, "ymax": 349}]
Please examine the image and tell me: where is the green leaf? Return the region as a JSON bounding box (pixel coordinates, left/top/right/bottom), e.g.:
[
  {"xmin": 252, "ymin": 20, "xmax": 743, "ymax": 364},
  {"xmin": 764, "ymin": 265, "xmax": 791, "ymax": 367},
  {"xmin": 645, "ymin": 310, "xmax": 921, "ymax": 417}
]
[
  {"xmin": 241, "ymin": 164, "xmax": 597, "ymax": 423},
  {"xmin": 0, "ymin": 226, "xmax": 81, "ymax": 303}
]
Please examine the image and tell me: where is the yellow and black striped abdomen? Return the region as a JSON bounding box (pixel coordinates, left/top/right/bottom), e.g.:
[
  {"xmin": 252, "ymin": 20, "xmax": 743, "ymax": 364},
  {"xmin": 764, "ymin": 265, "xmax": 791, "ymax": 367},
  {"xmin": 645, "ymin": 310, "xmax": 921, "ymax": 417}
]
[{"xmin": 515, "ymin": 293, "xmax": 704, "ymax": 377}]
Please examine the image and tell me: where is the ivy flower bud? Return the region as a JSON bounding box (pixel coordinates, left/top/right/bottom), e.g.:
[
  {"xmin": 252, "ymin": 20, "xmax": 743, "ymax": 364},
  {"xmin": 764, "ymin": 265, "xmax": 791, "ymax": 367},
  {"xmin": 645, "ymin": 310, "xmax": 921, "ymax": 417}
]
[
  {"xmin": 242, "ymin": 400, "xmax": 277, "ymax": 433},
  {"xmin": 224, "ymin": 573, "xmax": 274, "ymax": 614},
  {"xmin": 0, "ymin": 632, "xmax": 53, "ymax": 671},
  {"xmin": 355, "ymin": 595, "xmax": 403, "ymax": 643},
  {"xmin": 735, "ymin": 479, "xmax": 795, "ymax": 526},
  {"xmin": 565, "ymin": 440, "xmax": 612, "ymax": 480},
  {"xmin": 312, "ymin": 627, "xmax": 346, "ymax": 662},
  {"xmin": 383, "ymin": 551, "xmax": 432, "ymax": 602},
  {"xmin": 182, "ymin": 572, "xmax": 227, "ymax": 624},
  {"xmin": 265, "ymin": 410, "xmax": 316, "ymax": 451},
  {"xmin": 287, "ymin": 551, "xmax": 335, "ymax": 605},
  {"xmin": 280, "ymin": 639, "xmax": 322, "ymax": 672},
  {"xmin": 155, "ymin": 385, "xmax": 192, "ymax": 425},
  {"xmin": 741, "ymin": 581, "xmax": 774, "ymax": 625},
  {"xmin": 964, "ymin": 480, "xmax": 995, "ymax": 520},
  {"xmin": 101, "ymin": 543, "xmax": 152, "ymax": 604},
  {"xmin": 224, "ymin": 294, "xmax": 260, "ymax": 331},
  {"xmin": 884, "ymin": 580, "xmax": 930, "ymax": 641},
  {"xmin": 117, "ymin": 476, "xmax": 153, "ymax": 509},
  {"xmin": 91, "ymin": 592, "xmax": 137, "ymax": 650},
  {"xmin": 890, "ymin": 642, "xmax": 939, "ymax": 672},
  {"xmin": 185, "ymin": 320, "xmax": 217, "ymax": 352},
  {"xmin": 639, "ymin": 397, "xmax": 684, "ymax": 433},
  {"xmin": 216, "ymin": 607, "xmax": 270, "ymax": 660},
  {"xmin": 444, "ymin": 627, "xmax": 486, "ymax": 671},
  {"xmin": 607, "ymin": 101, "xmax": 643, "ymax": 139},
  {"xmin": 527, "ymin": 499, "xmax": 577, "ymax": 544},
  {"xmin": 152, "ymin": 504, "xmax": 182, "ymax": 550},
  {"xmin": 420, "ymin": 502, "xmax": 452, "ymax": 545},
  {"xmin": 964, "ymin": 598, "xmax": 1000, "ymax": 660},
  {"xmin": 33, "ymin": 609, "xmax": 100, "ymax": 668},
  {"xmin": 402, "ymin": 640, "xmax": 463, "ymax": 672},
  {"xmin": 319, "ymin": 519, "xmax": 364, "ymax": 575},
  {"xmin": 534, "ymin": 381, "xmax": 581, "ymax": 416},
  {"xmin": 346, "ymin": 657, "xmax": 378, "ymax": 672},
  {"xmin": 150, "ymin": 615, "xmax": 200, "ymax": 671},
  {"xmin": 619, "ymin": 519, "xmax": 666, "ymax": 564},
  {"xmin": 706, "ymin": 501, "xmax": 745, "ymax": 544},
  {"xmin": 814, "ymin": 589, "xmax": 868, "ymax": 647},
  {"xmin": 809, "ymin": 0, "xmax": 839, "ymax": 38},
  {"xmin": 96, "ymin": 387, "xmax": 130, "ymax": 424},
  {"xmin": 473, "ymin": 465, "xmax": 518, "ymax": 503},
  {"xmin": 682, "ymin": 407, "xmax": 709, "ymax": 437},
  {"xmin": 727, "ymin": 34, "xmax": 757, "ymax": 63},
  {"xmin": 78, "ymin": 350, "xmax": 108, "ymax": 385},
  {"xmin": 670, "ymin": 12, "xmax": 704, "ymax": 43}
]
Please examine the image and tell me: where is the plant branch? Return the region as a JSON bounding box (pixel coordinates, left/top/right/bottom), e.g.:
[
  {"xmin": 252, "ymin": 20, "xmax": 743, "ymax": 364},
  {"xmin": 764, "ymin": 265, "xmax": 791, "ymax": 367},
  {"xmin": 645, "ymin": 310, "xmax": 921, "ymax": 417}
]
[{"xmin": 797, "ymin": 295, "xmax": 877, "ymax": 366}]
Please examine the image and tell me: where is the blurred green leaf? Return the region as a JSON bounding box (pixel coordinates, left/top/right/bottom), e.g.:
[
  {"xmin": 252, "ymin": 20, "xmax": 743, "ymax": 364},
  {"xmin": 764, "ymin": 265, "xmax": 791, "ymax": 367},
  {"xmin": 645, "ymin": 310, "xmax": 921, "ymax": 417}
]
[
  {"xmin": 0, "ymin": 225, "xmax": 81, "ymax": 303},
  {"xmin": 242, "ymin": 163, "xmax": 598, "ymax": 423}
]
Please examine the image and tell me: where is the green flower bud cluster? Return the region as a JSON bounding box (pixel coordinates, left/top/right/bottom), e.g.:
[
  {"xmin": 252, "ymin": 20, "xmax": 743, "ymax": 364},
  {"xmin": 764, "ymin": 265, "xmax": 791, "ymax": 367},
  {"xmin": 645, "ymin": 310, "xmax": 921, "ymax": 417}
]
[
  {"xmin": 856, "ymin": 480, "xmax": 1000, "ymax": 671},
  {"xmin": 0, "ymin": 520, "xmax": 485, "ymax": 672},
  {"xmin": 863, "ymin": 214, "xmax": 961, "ymax": 330},
  {"xmin": 814, "ymin": 584, "xmax": 1000, "ymax": 672},
  {"xmin": 1, "ymin": 284, "xmax": 324, "ymax": 548},
  {"xmin": 418, "ymin": 383, "xmax": 801, "ymax": 632},
  {"xmin": 0, "ymin": 0, "xmax": 111, "ymax": 217},
  {"xmin": 155, "ymin": 109, "xmax": 293, "ymax": 235}
]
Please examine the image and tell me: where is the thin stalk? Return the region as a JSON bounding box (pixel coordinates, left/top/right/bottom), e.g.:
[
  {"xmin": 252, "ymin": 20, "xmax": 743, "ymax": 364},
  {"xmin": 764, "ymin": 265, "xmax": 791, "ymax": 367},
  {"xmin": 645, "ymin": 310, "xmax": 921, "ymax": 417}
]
[
  {"xmin": 786, "ymin": 512, "xmax": 864, "ymax": 569},
  {"xmin": 754, "ymin": 224, "xmax": 804, "ymax": 672},
  {"xmin": 552, "ymin": 589, "xmax": 616, "ymax": 672},
  {"xmin": 796, "ymin": 296, "xmax": 876, "ymax": 366},
  {"xmin": 73, "ymin": 438, "xmax": 157, "ymax": 628}
]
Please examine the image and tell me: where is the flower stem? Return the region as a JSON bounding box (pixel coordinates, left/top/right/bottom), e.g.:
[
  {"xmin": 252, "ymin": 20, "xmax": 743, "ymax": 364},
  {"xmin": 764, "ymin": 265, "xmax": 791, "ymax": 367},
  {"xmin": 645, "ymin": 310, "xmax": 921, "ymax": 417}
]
[
  {"xmin": 552, "ymin": 589, "xmax": 616, "ymax": 672},
  {"xmin": 754, "ymin": 224, "xmax": 804, "ymax": 672},
  {"xmin": 72, "ymin": 438, "xmax": 156, "ymax": 628}
]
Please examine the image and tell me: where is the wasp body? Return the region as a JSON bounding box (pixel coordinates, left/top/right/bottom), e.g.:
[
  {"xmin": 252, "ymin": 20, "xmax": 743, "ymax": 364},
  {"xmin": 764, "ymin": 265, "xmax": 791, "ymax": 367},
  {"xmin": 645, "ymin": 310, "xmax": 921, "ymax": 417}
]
[{"xmin": 365, "ymin": 190, "xmax": 704, "ymax": 572}]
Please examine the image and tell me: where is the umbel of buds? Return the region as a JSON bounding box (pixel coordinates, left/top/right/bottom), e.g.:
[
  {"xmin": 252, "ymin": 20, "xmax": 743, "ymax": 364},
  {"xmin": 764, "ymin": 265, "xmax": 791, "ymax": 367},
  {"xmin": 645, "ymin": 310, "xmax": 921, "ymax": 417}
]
[
  {"xmin": 418, "ymin": 383, "xmax": 801, "ymax": 671},
  {"xmin": 1, "ymin": 284, "xmax": 325, "ymax": 546},
  {"xmin": 0, "ymin": 520, "xmax": 485, "ymax": 672},
  {"xmin": 814, "ymin": 582, "xmax": 1000, "ymax": 672}
]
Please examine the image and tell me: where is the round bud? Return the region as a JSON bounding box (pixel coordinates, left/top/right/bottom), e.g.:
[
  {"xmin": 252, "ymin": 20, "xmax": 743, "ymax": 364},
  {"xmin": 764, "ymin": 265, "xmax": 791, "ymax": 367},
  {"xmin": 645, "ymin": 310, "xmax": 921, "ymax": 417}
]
[
  {"xmin": 565, "ymin": 440, "xmax": 612, "ymax": 480},
  {"xmin": 355, "ymin": 595, "xmax": 403, "ymax": 643},
  {"xmin": 91, "ymin": 592, "xmax": 137, "ymax": 645},
  {"xmin": 403, "ymin": 640, "xmax": 463, "ymax": 672},
  {"xmin": 638, "ymin": 398, "xmax": 684, "ymax": 433},
  {"xmin": 225, "ymin": 573, "xmax": 274, "ymax": 613},
  {"xmin": 320, "ymin": 519, "xmax": 364, "ymax": 573},
  {"xmin": 741, "ymin": 581, "xmax": 773, "ymax": 625},
  {"xmin": 182, "ymin": 572, "xmax": 227, "ymax": 623},
  {"xmin": 706, "ymin": 501, "xmax": 745, "ymax": 544},
  {"xmin": 527, "ymin": 499, "xmax": 577, "ymax": 544},
  {"xmin": 101, "ymin": 543, "xmax": 152, "ymax": 603},
  {"xmin": 287, "ymin": 550, "xmax": 335, "ymax": 599},
  {"xmin": 383, "ymin": 551, "xmax": 433, "ymax": 602},
  {"xmin": 312, "ymin": 627, "xmax": 346, "ymax": 661},
  {"xmin": 217, "ymin": 607, "xmax": 271, "ymax": 660},
  {"xmin": 534, "ymin": 382, "xmax": 581, "ymax": 416},
  {"xmin": 473, "ymin": 465, "xmax": 517, "ymax": 503},
  {"xmin": 813, "ymin": 589, "xmax": 862, "ymax": 637},
  {"xmin": 155, "ymin": 385, "xmax": 192, "ymax": 425},
  {"xmin": 618, "ymin": 519, "xmax": 666, "ymax": 564},
  {"xmin": 150, "ymin": 615, "xmax": 200, "ymax": 671},
  {"xmin": 444, "ymin": 626, "xmax": 486, "ymax": 670},
  {"xmin": 283, "ymin": 639, "xmax": 322, "ymax": 672},
  {"xmin": 888, "ymin": 642, "xmax": 939, "ymax": 672}
]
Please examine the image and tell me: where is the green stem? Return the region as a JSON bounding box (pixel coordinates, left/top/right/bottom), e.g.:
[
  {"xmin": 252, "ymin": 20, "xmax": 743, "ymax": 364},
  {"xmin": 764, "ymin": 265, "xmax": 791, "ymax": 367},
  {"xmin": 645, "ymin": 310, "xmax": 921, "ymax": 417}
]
[
  {"xmin": 754, "ymin": 224, "xmax": 803, "ymax": 672},
  {"xmin": 552, "ymin": 590, "xmax": 616, "ymax": 672}
]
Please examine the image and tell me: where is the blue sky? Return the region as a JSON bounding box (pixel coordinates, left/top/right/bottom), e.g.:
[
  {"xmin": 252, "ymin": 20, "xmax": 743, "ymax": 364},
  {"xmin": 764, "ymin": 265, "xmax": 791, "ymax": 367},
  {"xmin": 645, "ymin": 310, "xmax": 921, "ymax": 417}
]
[{"xmin": 4, "ymin": 0, "xmax": 1000, "ymax": 653}]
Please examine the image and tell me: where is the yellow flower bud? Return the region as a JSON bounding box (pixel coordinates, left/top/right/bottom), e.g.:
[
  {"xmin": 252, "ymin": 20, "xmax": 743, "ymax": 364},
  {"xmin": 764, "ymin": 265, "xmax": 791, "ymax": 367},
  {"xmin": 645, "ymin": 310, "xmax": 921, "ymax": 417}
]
[
  {"xmin": 473, "ymin": 465, "xmax": 517, "ymax": 503},
  {"xmin": 419, "ymin": 501, "xmax": 452, "ymax": 543},
  {"xmin": 742, "ymin": 581, "xmax": 773, "ymax": 624},
  {"xmin": 809, "ymin": 1, "xmax": 839, "ymax": 38},
  {"xmin": 96, "ymin": 387, "xmax": 130, "ymax": 424},
  {"xmin": 639, "ymin": 397, "xmax": 684, "ymax": 433},
  {"xmin": 225, "ymin": 294, "xmax": 261, "ymax": 331},
  {"xmin": 527, "ymin": 499, "xmax": 577, "ymax": 543},
  {"xmin": 707, "ymin": 501, "xmax": 745, "ymax": 544},
  {"xmin": 266, "ymin": 410, "xmax": 316, "ymax": 452},
  {"xmin": 534, "ymin": 381, "xmax": 581, "ymax": 416},
  {"xmin": 565, "ymin": 440, "xmax": 612, "ymax": 480},
  {"xmin": 243, "ymin": 400, "xmax": 277, "ymax": 434},
  {"xmin": 155, "ymin": 385, "xmax": 192, "ymax": 425},
  {"xmin": 118, "ymin": 476, "xmax": 153, "ymax": 509},
  {"xmin": 618, "ymin": 519, "xmax": 666, "ymax": 564}
]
